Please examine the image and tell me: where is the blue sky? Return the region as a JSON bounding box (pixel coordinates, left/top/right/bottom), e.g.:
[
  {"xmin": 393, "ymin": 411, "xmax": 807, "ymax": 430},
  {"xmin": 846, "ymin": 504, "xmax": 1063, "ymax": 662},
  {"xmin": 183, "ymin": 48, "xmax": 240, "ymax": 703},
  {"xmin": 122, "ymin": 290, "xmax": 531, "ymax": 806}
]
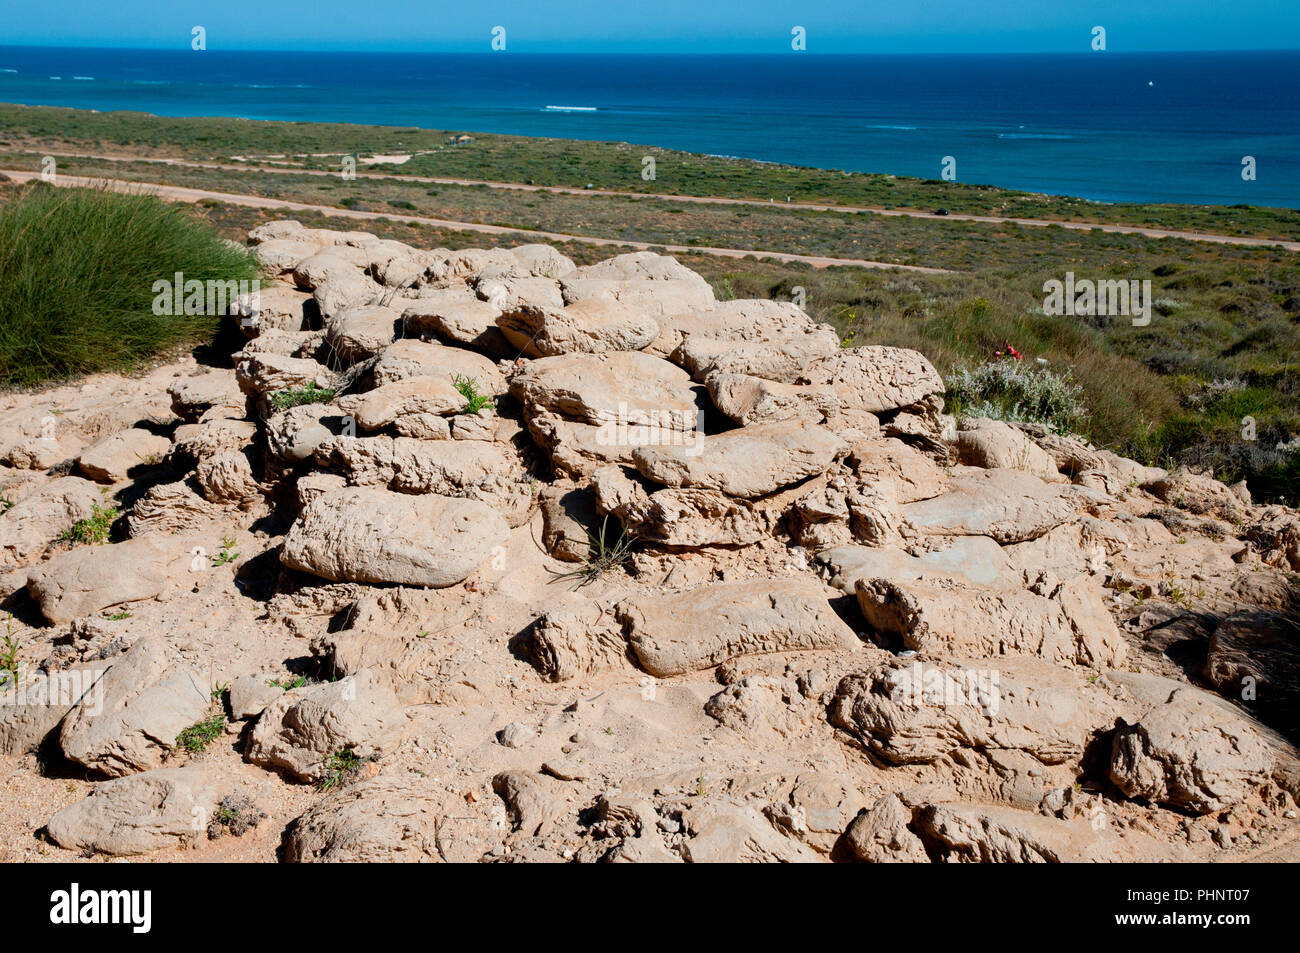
[{"xmin": 5, "ymin": 0, "xmax": 1299, "ymax": 52}]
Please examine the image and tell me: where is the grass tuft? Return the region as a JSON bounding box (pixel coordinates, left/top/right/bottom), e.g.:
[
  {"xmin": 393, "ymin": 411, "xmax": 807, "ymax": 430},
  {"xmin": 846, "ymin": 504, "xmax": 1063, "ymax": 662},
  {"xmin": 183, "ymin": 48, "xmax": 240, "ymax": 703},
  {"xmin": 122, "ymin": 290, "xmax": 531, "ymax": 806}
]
[
  {"xmin": 0, "ymin": 183, "xmax": 259, "ymax": 387},
  {"xmin": 551, "ymin": 515, "xmax": 637, "ymax": 588},
  {"xmin": 269, "ymin": 382, "xmax": 335, "ymax": 411}
]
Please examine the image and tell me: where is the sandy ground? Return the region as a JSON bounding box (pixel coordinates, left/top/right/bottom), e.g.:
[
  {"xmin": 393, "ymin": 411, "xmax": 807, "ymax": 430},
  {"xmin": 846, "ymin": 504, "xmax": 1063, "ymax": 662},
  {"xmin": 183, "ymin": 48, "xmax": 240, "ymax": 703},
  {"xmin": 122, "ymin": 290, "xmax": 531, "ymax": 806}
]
[{"xmin": 1, "ymin": 751, "xmax": 317, "ymax": 863}]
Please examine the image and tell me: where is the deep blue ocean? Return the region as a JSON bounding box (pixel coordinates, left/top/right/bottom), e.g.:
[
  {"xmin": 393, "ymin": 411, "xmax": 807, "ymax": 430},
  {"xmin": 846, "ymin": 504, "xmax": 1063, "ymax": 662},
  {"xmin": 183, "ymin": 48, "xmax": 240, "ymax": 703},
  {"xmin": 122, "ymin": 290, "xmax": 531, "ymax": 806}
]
[{"xmin": 1, "ymin": 47, "xmax": 1298, "ymax": 207}]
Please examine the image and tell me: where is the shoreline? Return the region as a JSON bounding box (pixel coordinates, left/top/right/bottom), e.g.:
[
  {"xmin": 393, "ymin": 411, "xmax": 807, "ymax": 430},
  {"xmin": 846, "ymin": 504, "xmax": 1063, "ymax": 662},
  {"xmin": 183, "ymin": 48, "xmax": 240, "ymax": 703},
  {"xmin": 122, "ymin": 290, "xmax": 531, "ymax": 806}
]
[
  {"xmin": 2, "ymin": 102, "xmax": 1299, "ymax": 234},
  {"xmin": 0, "ymin": 98, "xmax": 1272, "ymax": 211}
]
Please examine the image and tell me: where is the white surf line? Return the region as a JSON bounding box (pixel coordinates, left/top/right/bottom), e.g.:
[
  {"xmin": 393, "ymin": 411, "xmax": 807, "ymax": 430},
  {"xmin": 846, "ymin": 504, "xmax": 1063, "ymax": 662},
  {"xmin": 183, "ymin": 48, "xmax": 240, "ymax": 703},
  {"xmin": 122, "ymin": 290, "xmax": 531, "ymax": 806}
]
[
  {"xmin": 1, "ymin": 170, "xmax": 952, "ymax": 273},
  {"xmin": 11, "ymin": 148, "xmax": 1299, "ymax": 254}
]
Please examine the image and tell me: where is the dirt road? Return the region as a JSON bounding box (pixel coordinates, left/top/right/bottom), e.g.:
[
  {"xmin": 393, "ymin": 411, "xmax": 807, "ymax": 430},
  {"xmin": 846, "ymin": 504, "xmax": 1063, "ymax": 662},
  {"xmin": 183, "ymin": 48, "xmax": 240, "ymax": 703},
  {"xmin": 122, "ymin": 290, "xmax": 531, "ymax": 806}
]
[
  {"xmin": 12, "ymin": 148, "xmax": 1299, "ymax": 253},
  {"xmin": 0, "ymin": 168, "xmax": 951, "ymax": 272}
]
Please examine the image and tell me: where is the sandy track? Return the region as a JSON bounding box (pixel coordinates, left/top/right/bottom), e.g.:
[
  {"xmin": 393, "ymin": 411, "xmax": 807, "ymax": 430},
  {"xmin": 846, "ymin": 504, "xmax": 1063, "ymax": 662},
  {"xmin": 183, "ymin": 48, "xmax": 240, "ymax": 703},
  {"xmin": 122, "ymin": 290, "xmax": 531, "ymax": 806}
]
[
  {"xmin": 0, "ymin": 168, "xmax": 950, "ymax": 273},
  {"xmin": 12, "ymin": 148, "xmax": 1300, "ymax": 253}
]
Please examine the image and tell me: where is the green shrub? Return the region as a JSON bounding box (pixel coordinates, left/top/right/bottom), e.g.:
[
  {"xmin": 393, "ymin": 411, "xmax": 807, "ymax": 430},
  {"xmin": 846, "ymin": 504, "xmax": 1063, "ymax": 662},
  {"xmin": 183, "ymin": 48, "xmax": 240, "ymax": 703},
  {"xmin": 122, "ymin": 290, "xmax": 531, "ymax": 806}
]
[
  {"xmin": 0, "ymin": 184, "xmax": 259, "ymax": 386},
  {"xmin": 60, "ymin": 502, "xmax": 119, "ymax": 546},
  {"xmin": 946, "ymin": 359, "xmax": 1087, "ymax": 434}
]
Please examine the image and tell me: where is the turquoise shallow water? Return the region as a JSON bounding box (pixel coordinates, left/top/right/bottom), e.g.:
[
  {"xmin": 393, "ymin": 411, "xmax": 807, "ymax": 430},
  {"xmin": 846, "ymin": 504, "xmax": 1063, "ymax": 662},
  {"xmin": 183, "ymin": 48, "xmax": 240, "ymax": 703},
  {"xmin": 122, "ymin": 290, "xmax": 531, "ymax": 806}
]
[{"xmin": 2, "ymin": 47, "xmax": 1298, "ymax": 207}]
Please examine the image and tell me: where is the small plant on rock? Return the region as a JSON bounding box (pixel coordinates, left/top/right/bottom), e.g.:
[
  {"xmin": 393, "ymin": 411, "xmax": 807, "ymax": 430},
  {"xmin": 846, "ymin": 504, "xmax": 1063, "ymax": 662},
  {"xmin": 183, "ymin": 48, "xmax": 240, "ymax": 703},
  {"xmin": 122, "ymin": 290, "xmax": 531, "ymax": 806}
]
[
  {"xmin": 173, "ymin": 686, "xmax": 227, "ymax": 755},
  {"xmin": 0, "ymin": 615, "xmax": 21, "ymax": 690},
  {"xmin": 207, "ymin": 794, "xmax": 267, "ymax": 839},
  {"xmin": 212, "ymin": 535, "xmax": 239, "ymax": 567},
  {"xmin": 60, "ymin": 503, "xmax": 118, "ymax": 546},
  {"xmin": 174, "ymin": 714, "xmax": 225, "ymax": 755},
  {"xmin": 269, "ymin": 382, "xmax": 336, "ymax": 412},
  {"xmin": 318, "ymin": 748, "xmax": 364, "ymax": 792},
  {"xmin": 454, "ymin": 375, "xmax": 493, "ymax": 415}
]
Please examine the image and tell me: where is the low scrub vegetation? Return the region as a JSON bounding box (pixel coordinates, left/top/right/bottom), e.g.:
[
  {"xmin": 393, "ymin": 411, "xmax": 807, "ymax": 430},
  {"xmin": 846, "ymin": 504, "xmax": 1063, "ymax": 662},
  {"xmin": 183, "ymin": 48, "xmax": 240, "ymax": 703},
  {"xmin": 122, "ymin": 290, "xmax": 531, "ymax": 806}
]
[
  {"xmin": 689, "ymin": 258, "xmax": 1299, "ymax": 504},
  {"xmin": 946, "ymin": 359, "xmax": 1088, "ymax": 434},
  {"xmin": 318, "ymin": 748, "xmax": 364, "ymax": 791}
]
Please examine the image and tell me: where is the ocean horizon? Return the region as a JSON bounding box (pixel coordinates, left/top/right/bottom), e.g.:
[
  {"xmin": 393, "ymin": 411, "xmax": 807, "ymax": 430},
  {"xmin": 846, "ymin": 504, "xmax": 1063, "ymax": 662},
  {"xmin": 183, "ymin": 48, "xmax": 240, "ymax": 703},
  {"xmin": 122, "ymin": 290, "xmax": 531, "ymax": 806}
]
[{"xmin": 2, "ymin": 46, "xmax": 1298, "ymax": 208}]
